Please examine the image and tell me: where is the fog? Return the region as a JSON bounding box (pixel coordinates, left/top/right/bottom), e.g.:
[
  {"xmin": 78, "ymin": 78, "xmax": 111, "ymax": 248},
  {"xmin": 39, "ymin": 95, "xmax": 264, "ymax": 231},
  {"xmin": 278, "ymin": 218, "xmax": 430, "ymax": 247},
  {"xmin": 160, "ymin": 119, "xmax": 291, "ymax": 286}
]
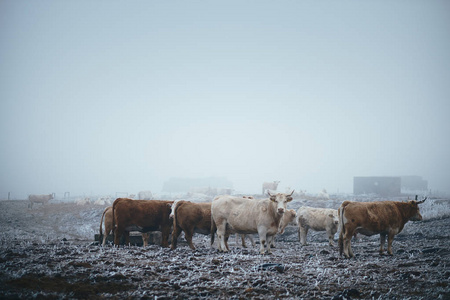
[{"xmin": 1, "ymin": 1, "xmax": 449, "ymax": 199}]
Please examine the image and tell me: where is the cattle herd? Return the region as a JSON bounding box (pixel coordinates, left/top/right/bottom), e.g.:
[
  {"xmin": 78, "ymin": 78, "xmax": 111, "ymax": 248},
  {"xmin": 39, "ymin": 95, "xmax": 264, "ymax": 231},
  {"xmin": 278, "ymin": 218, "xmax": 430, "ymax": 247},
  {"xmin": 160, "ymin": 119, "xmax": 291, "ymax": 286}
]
[{"xmin": 89, "ymin": 191, "xmax": 429, "ymax": 258}]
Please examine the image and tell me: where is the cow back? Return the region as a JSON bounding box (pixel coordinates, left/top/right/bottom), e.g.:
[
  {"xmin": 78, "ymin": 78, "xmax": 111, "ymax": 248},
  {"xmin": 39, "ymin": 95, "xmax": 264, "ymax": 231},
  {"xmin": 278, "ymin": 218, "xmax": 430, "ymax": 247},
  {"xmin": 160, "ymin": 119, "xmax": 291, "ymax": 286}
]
[{"xmin": 114, "ymin": 199, "xmax": 173, "ymax": 230}]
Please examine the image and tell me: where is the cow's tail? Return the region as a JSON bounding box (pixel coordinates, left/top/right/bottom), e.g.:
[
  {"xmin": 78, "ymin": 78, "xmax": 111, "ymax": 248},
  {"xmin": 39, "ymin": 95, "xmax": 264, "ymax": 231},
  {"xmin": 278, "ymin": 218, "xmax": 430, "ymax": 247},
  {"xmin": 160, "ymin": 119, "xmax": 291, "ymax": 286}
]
[
  {"xmin": 210, "ymin": 213, "xmax": 216, "ymax": 246},
  {"xmin": 338, "ymin": 203, "xmax": 346, "ymax": 256},
  {"xmin": 172, "ymin": 200, "xmax": 182, "ymax": 232},
  {"xmin": 99, "ymin": 207, "xmax": 108, "ymax": 237},
  {"xmin": 112, "ymin": 198, "xmax": 120, "ymax": 244}
]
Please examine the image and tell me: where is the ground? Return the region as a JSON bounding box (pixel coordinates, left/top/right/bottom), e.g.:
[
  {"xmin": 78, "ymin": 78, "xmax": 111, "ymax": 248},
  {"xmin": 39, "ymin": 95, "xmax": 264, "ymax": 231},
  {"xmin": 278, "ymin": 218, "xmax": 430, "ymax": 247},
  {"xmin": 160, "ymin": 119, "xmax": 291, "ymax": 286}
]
[{"xmin": 0, "ymin": 197, "xmax": 449, "ymax": 299}]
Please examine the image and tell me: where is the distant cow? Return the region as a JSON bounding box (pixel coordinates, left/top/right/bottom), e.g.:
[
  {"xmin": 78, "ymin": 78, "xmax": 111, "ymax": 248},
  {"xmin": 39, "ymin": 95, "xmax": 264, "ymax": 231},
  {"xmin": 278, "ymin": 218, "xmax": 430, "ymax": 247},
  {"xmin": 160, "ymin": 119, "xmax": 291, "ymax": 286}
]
[
  {"xmin": 112, "ymin": 198, "xmax": 174, "ymax": 247},
  {"xmin": 169, "ymin": 200, "xmax": 213, "ymax": 250},
  {"xmin": 338, "ymin": 196, "xmax": 427, "ymax": 258},
  {"xmin": 297, "ymin": 207, "xmax": 339, "ymax": 246},
  {"xmin": 138, "ymin": 191, "xmax": 153, "ymax": 200},
  {"xmin": 76, "ymin": 197, "xmax": 91, "ymax": 206},
  {"xmin": 212, "ymin": 191, "xmax": 294, "ymax": 254},
  {"xmin": 28, "ymin": 194, "xmax": 53, "ymax": 209},
  {"xmin": 100, "ymin": 206, "xmax": 154, "ymax": 247},
  {"xmin": 262, "ymin": 181, "xmax": 280, "ymax": 195}
]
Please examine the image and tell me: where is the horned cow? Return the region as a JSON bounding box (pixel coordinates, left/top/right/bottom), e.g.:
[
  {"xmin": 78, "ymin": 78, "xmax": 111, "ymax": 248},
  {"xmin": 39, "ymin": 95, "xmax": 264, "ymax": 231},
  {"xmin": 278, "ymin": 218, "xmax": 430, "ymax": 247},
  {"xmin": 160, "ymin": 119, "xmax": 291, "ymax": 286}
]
[
  {"xmin": 338, "ymin": 196, "xmax": 427, "ymax": 258},
  {"xmin": 211, "ymin": 191, "xmax": 294, "ymax": 254}
]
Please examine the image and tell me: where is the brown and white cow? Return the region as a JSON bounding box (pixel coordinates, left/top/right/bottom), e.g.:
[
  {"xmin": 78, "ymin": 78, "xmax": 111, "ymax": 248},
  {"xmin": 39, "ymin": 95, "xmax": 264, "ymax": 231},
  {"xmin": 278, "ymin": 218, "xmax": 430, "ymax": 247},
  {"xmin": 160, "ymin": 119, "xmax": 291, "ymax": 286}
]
[
  {"xmin": 112, "ymin": 198, "xmax": 174, "ymax": 247},
  {"xmin": 296, "ymin": 207, "xmax": 339, "ymax": 246},
  {"xmin": 99, "ymin": 206, "xmax": 151, "ymax": 247},
  {"xmin": 28, "ymin": 194, "xmax": 54, "ymax": 209},
  {"xmin": 211, "ymin": 191, "xmax": 294, "ymax": 254},
  {"xmin": 169, "ymin": 200, "xmax": 213, "ymax": 250},
  {"xmin": 338, "ymin": 196, "xmax": 427, "ymax": 258},
  {"xmin": 262, "ymin": 181, "xmax": 280, "ymax": 195}
]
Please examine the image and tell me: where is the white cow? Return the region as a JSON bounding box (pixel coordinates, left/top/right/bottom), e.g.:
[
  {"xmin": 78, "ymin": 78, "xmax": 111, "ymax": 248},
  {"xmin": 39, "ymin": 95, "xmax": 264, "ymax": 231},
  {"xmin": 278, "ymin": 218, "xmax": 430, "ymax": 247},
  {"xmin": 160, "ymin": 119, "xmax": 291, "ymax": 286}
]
[
  {"xmin": 28, "ymin": 194, "xmax": 54, "ymax": 209},
  {"xmin": 296, "ymin": 206, "xmax": 339, "ymax": 246},
  {"xmin": 212, "ymin": 191, "xmax": 294, "ymax": 254},
  {"xmin": 318, "ymin": 189, "xmax": 330, "ymax": 200},
  {"xmin": 269, "ymin": 208, "xmax": 297, "ymax": 248},
  {"xmin": 138, "ymin": 191, "xmax": 153, "ymax": 200},
  {"xmin": 262, "ymin": 181, "xmax": 280, "ymax": 195},
  {"xmin": 76, "ymin": 197, "xmax": 91, "ymax": 206}
]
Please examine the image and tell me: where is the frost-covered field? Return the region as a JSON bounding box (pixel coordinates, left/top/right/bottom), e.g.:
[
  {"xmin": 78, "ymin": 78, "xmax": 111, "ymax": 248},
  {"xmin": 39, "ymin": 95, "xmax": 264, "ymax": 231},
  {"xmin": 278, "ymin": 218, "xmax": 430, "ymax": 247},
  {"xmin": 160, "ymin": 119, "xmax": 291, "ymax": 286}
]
[{"xmin": 0, "ymin": 195, "xmax": 449, "ymax": 299}]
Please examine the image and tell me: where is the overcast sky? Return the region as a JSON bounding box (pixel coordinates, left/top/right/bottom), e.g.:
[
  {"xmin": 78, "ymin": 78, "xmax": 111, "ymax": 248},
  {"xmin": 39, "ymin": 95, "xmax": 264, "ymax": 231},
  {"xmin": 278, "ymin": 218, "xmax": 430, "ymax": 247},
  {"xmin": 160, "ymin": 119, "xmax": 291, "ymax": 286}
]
[{"xmin": 1, "ymin": 1, "xmax": 449, "ymax": 199}]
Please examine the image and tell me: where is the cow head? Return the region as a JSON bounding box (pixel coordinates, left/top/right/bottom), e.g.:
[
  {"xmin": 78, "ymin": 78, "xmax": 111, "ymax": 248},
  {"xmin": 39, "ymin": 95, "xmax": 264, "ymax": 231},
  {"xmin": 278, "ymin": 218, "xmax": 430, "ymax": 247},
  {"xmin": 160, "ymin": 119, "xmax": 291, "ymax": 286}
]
[
  {"xmin": 268, "ymin": 190, "xmax": 294, "ymax": 214},
  {"xmin": 329, "ymin": 213, "xmax": 339, "ymax": 226},
  {"xmin": 408, "ymin": 195, "xmax": 427, "ymax": 221}
]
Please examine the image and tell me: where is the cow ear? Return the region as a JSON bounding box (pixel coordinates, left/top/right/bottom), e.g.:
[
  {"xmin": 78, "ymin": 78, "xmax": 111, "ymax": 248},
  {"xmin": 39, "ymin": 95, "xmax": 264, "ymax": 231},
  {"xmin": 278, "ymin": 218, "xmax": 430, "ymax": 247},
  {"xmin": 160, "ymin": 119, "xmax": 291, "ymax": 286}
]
[
  {"xmin": 286, "ymin": 196, "xmax": 293, "ymax": 202},
  {"xmin": 270, "ymin": 195, "xmax": 277, "ymax": 202},
  {"xmin": 328, "ymin": 214, "xmax": 334, "ymax": 218}
]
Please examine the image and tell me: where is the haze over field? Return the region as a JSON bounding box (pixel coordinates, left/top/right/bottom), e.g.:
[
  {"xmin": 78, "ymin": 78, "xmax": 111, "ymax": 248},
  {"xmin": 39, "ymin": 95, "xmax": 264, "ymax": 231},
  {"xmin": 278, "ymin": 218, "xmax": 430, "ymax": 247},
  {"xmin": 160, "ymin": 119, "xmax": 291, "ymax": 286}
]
[{"xmin": 1, "ymin": 1, "xmax": 449, "ymax": 199}]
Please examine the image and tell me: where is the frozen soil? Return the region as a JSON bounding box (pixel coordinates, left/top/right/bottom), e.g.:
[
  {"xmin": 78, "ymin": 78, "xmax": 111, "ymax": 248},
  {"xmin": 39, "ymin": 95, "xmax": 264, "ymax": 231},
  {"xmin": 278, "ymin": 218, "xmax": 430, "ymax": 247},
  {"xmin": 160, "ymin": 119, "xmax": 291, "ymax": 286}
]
[{"xmin": 0, "ymin": 199, "xmax": 449, "ymax": 299}]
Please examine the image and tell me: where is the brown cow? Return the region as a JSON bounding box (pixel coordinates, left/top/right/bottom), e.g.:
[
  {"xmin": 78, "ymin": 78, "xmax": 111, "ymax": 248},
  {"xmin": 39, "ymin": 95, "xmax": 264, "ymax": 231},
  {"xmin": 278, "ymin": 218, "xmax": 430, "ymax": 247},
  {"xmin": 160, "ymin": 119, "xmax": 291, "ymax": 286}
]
[
  {"xmin": 338, "ymin": 196, "xmax": 427, "ymax": 258},
  {"xmin": 169, "ymin": 200, "xmax": 212, "ymax": 250},
  {"xmin": 112, "ymin": 198, "xmax": 174, "ymax": 247},
  {"xmin": 99, "ymin": 206, "xmax": 151, "ymax": 247}
]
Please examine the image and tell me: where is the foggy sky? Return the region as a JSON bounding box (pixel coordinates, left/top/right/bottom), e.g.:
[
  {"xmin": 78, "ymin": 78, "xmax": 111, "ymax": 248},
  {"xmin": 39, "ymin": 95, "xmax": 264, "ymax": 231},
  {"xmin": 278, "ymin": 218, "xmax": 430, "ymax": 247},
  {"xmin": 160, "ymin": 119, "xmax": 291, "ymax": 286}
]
[{"xmin": 1, "ymin": 1, "xmax": 449, "ymax": 199}]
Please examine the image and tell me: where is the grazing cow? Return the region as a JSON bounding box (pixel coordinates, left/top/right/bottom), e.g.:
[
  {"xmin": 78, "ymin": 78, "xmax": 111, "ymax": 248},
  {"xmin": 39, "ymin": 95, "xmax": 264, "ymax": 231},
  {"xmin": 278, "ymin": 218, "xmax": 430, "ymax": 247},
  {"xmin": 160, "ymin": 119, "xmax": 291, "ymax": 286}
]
[
  {"xmin": 28, "ymin": 194, "xmax": 53, "ymax": 209},
  {"xmin": 262, "ymin": 181, "xmax": 280, "ymax": 195},
  {"xmin": 318, "ymin": 189, "xmax": 330, "ymax": 200},
  {"xmin": 338, "ymin": 196, "xmax": 427, "ymax": 258},
  {"xmin": 169, "ymin": 200, "xmax": 213, "ymax": 250},
  {"xmin": 296, "ymin": 207, "xmax": 339, "ymax": 246},
  {"xmin": 112, "ymin": 198, "xmax": 174, "ymax": 247},
  {"xmin": 138, "ymin": 190, "xmax": 153, "ymax": 200},
  {"xmin": 100, "ymin": 206, "xmax": 154, "ymax": 247},
  {"xmin": 76, "ymin": 197, "xmax": 91, "ymax": 205},
  {"xmin": 269, "ymin": 208, "xmax": 297, "ymax": 248},
  {"xmin": 211, "ymin": 191, "xmax": 294, "ymax": 254}
]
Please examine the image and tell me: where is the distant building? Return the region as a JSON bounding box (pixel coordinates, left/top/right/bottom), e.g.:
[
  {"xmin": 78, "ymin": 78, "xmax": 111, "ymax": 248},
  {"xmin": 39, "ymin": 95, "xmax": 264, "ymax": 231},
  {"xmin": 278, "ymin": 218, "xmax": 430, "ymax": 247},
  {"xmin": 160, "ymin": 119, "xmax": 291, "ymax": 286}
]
[
  {"xmin": 353, "ymin": 177, "xmax": 401, "ymax": 196},
  {"xmin": 401, "ymin": 176, "xmax": 428, "ymax": 191}
]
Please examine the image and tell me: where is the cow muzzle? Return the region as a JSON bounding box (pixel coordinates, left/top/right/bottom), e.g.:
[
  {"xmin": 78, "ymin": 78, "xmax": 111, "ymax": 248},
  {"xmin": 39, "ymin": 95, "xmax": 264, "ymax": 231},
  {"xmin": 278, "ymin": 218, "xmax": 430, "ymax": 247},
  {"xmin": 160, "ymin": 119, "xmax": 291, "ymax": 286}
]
[{"xmin": 277, "ymin": 208, "xmax": 285, "ymax": 214}]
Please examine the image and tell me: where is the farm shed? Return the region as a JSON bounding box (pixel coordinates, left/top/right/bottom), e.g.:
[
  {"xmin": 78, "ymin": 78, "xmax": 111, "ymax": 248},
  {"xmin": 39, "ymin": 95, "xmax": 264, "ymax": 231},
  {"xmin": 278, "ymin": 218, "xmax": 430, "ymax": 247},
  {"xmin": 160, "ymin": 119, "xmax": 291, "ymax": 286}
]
[{"xmin": 353, "ymin": 176, "xmax": 401, "ymax": 196}]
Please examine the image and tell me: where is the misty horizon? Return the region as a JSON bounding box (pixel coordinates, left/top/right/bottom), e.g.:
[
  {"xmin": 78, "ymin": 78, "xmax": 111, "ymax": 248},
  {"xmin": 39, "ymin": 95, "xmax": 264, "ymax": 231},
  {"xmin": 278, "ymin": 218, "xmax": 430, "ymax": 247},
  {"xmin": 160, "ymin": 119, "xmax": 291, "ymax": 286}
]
[{"xmin": 1, "ymin": 1, "xmax": 449, "ymax": 199}]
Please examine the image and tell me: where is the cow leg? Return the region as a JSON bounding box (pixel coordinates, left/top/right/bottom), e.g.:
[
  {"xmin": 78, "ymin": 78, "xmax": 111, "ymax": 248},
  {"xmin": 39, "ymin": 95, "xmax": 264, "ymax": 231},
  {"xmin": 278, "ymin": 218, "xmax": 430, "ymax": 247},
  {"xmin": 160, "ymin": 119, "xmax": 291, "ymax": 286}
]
[
  {"xmin": 249, "ymin": 235, "xmax": 256, "ymax": 247},
  {"xmin": 379, "ymin": 233, "xmax": 386, "ymax": 255},
  {"xmin": 239, "ymin": 234, "xmax": 247, "ymax": 248},
  {"xmin": 124, "ymin": 231, "xmax": 130, "ymax": 246},
  {"xmin": 299, "ymin": 226, "xmax": 308, "ymax": 246},
  {"xmin": 171, "ymin": 225, "xmax": 182, "ymax": 250},
  {"xmin": 114, "ymin": 227, "xmax": 123, "ymax": 246},
  {"xmin": 342, "ymin": 230, "xmax": 354, "ymax": 258},
  {"xmin": 161, "ymin": 226, "xmax": 171, "ymax": 248},
  {"xmin": 216, "ymin": 220, "xmax": 228, "ymax": 252},
  {"xmin": 387, "ymin": 233, "xmax": 395, "ymax": 255},
  {"xmin": 327, "ymin": 230, "xmax": 335, "ymax": 246},
  {"xmin": 257, "ymin": 227, "xmax": 269, "ymax": 254},
  {"xmin": 184, "ymin": 228, "xmax": 196, "ymax": 250}
]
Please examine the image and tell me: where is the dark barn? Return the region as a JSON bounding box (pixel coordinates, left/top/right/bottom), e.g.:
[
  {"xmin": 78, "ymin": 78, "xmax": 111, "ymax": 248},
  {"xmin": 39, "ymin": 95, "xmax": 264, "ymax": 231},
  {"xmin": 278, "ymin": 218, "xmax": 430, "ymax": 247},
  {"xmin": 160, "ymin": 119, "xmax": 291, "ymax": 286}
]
[{"xmin": 353, "ymin": 176, "xmax": 401, "ymax": 196}]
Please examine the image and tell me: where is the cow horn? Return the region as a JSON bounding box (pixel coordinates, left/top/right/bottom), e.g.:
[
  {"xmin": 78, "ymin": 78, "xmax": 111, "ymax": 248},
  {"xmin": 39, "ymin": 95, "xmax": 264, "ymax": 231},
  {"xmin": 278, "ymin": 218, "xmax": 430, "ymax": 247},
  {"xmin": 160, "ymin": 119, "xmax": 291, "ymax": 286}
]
[
  {"xmin": 417, "ymin": 196, "xmax": 427, "ymax": 204},
  {"xmin": 415, "ymin": 195, "xmax": 418, "ymax": 201},
  {"xmin": 267, "ymin": 191, "xmax": 273, "ymax": 197},
  {"xmin": 288, "ymin": 190, "xmax": 295, "ymax": 196}
]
